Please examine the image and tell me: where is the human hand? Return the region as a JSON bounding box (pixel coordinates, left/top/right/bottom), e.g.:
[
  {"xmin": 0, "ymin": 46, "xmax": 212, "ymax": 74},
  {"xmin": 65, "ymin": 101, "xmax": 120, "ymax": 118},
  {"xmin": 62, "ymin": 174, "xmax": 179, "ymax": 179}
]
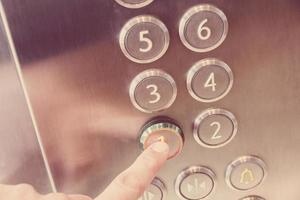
[{"xmin": 0, "ymin": 142, "xmax": 169, "ymax": 200}]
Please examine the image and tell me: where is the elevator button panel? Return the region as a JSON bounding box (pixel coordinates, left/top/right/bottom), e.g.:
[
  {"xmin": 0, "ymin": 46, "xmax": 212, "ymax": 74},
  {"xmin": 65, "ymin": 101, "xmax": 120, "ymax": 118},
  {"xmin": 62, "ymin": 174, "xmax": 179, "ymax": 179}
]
[
  {"xmin": 139, "ymin": 119, "xmax": 184, "ymax": 159},
  {"xmin": 119, "ymin": 15, "xmax": 169, "ymax": 63},
  {"xmin": 123, "ymin": 3, "xmax": 267, "ymax": 199},
  {"xmin": 115, "ymin": 0, "xmax": 154, "ymax": 9},
  {"xmin": 129, "ymin": 69, "xmax": 177, "ymax": 113},
  {"xmin": 139, "ymin": 178, "xmax": 166, "ymax": 200},
  {"xmin": 187, "ymin": 58, "xmax": 233, "ymax": 102},
  {"xmin": 179, "ymin": 4, "xmax": 228, "ymax": 52},
  {"xmin": 193, "ymin": 108, "xmax": 238, "ymax": 148},
  {"xmin": 175, "ymin": 166, "xmax": 215, "ymax": 200},
  {"xmin": 226, "ymin": 156, "xmax": 267, "ymax": 191}
]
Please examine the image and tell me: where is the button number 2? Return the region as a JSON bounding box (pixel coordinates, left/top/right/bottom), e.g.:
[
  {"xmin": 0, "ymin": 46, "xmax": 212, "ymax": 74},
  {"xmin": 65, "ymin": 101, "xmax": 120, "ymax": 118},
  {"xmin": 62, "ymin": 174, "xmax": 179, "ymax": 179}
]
[
  {"xmin": 210, "ymin": 121, "xmax": 222, "ymax": 140},
  {"xmin": 147, "ymin": 84, "xmax": 161, "ymax": 104}
]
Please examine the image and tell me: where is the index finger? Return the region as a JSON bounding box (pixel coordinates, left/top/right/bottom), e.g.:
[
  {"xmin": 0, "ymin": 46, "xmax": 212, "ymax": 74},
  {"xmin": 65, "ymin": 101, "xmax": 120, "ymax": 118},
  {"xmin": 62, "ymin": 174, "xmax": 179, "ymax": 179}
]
[{"xmin": 95, "ymin": 142, "xmax": 169, "ymax": 200}]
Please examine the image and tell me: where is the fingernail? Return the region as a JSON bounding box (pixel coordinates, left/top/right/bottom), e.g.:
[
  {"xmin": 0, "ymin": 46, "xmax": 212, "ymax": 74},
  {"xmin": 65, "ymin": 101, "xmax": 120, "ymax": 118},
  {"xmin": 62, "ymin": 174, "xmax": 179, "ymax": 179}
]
[{"xmin": 151, "ymin": 142, "xmax": 169, "ymax": 153}]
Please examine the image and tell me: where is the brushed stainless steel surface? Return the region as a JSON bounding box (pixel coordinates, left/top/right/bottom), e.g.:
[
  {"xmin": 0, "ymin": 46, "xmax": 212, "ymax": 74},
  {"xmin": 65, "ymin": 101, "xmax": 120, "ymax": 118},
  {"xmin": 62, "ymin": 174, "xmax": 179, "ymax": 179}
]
[
  {"xmin": 0, "ymin": 1, "xmax": 53, "ymax": 193},
  {"xmin": 1, "ymin": 0, "xmax": 300, "ymax": 199}
]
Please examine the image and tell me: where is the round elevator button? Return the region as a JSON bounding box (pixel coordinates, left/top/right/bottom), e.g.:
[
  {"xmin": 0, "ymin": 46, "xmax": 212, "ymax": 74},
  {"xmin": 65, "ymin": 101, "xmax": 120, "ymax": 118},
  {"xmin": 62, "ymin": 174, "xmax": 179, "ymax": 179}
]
[
  {"xmin": 175, "ymin": 166, "xmax": 216, "ymax": 200},
  {"xmin": 138, "ymin": 178, "xmax": 166, "ymax": 200},
  {"xmin": 130, "ymin": 69, "xmax": 177, "ymax": 113},
  {"xmin": 139, "ymin": 118, "xmax": 184, "ymax": 159},
  {"xmin": 119, "ymin": 15, "xmax": 169, "ymax": 63},
  {"xmin": 193, "ymin": 108, "xmax": 238, "ymax": 148},
  {"xmin": 187, "ymin": 58, "xmax": 233, "ymax": 103},
  {"xmin": 226, "ymin": 156, "xmax": 267, "ymax": 191},
  {"xmin": 115, "ymin": 0, "xmax": 154, "ymax": 9},
  {"xmin": 179, "ymin": 4, "xmax": 228, "ymax": 52},
  {"xmin": 240, "ymin": 196, "xmax": 265, "ymax": 200}
]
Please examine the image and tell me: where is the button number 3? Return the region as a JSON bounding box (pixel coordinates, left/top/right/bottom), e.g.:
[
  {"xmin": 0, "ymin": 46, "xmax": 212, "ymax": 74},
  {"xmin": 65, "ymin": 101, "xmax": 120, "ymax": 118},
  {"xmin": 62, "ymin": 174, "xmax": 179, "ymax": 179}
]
[
  {"xmin": 147, "ymin": 84, "xmax": 161, "ymax": 104},
  {"xmin": 139, "ymin": 30, "xmax": 153, "ymax": 53}
]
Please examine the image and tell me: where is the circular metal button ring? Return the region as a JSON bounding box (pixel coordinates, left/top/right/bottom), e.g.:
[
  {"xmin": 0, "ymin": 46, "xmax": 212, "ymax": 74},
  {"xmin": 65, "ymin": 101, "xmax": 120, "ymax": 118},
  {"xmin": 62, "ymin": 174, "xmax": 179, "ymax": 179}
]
[
  {"xmin": 139, "ymin": 177, "xmax": 167, "ymax": 200},
  {"xmin": 129, "ymin": 69, "xmax": 177, "ymax": 113},
  {"xmin": 115, "ymin": 0, "xmax": 154, "ymax": 9},
  {"xmin": 239, "ymin": 196, "xmax": 266, "ymax": 200},
  {"xmin": 119, "ymin": 15, "xmax": 170, "ymax": 64},
  {"xmin": 175, "ymin": 166, "xmax": 216, "ymax": 200},
  {"xmin": 226, "ymin": 156, "xmax": 267, "ymax": 191},
  {"xmin": 187, "ymin": 58, "xmax": 233, "ymax": 103},
  {"xmin": 193, "ymin": 108, "xmax": 238, "ymax": 148},
  {"xmin": 139, "ymin": 118, "xmax": 184, "ymax": 159},
  {"xmin": 179, "ymin": 4, "xmax": 228, "ymax": 52}
]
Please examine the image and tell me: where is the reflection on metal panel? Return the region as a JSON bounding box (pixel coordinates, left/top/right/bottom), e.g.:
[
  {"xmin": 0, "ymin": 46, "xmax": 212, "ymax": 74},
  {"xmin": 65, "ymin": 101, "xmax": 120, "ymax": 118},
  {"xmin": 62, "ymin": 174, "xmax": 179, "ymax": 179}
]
[
  {"xmin": 1, "ymin": 0, "xmax": 300, "ymax": 199},
  {"xmin": 0, "ymin": 1, "xmax": 53, "ymax": 193}
]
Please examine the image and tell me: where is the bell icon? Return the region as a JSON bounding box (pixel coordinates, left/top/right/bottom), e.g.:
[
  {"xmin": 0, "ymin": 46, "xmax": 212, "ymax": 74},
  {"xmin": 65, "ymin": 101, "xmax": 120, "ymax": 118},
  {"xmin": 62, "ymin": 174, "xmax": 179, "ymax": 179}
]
[{"xmin": 240, "ymin": 168, "xmax": 255, "ymax": 185}]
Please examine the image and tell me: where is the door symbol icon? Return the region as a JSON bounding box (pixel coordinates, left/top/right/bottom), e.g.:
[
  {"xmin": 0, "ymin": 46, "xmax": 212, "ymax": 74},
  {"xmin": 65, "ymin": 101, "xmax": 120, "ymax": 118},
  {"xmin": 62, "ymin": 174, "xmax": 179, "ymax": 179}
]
[
  {"xmin": 240, "ymin": 168, "xmax": 255, "ymax": 184},
  {"xmin": 187, "ymin": 178, "xmax": 206, "ymax": 193}
]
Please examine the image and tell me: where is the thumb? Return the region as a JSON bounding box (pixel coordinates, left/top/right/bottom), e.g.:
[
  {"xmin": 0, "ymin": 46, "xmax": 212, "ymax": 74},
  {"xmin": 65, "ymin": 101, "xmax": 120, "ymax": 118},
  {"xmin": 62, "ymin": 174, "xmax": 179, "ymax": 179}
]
[{"xmin": 95, "ymin": 142, "xmax": 169, "ymax": 200}]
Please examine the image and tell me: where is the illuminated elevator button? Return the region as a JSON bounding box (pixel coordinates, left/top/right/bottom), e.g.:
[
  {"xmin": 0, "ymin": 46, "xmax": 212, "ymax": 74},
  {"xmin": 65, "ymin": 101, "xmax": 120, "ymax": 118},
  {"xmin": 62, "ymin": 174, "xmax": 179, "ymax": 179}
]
[
  {"xmin": 115, "ymin": 0, "xmax": 154, "ymax": 9},
  {"xmin": 226, "ymin": 156, "xmax": 267, "ymax": 191},
  {"xmin": 139, "ymin": 178, "xmax": 166, "ymax": 200},
  {"xmin": 175, "ymin": 166, "xmax": 216, "ymax": 200},
  {"xmin": 139, "ymin": 119, "xmax": 184, "ymax": 159}
]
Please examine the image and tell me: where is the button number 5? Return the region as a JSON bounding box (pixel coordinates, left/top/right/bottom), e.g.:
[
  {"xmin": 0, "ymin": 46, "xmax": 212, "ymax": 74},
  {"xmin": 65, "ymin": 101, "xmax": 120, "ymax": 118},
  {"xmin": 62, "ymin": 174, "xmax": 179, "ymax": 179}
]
[{"xmin": 139, "ymin": 30, "xmax": 153, "ymax": 53}]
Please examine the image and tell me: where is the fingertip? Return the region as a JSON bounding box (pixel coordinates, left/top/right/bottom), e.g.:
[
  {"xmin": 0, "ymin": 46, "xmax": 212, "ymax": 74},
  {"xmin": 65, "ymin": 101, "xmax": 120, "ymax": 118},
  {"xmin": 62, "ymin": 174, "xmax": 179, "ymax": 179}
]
[{"xmin": 149, "ymin": 141, "xmax": 169, "ymax": 154}]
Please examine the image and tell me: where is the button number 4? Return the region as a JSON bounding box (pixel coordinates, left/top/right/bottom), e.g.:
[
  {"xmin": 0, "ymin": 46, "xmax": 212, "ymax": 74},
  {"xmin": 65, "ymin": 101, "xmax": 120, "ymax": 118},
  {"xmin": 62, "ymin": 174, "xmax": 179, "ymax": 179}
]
[{"xmin": 204, "ymin": 72, "xmax": 217, "ymax": 92}]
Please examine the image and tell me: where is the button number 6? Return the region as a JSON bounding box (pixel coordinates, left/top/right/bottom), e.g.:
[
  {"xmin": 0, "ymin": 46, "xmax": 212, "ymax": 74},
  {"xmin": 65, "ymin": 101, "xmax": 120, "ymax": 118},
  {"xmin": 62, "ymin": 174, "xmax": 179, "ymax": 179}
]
[{"xmin": 198, "ymin": 19, "xmax": 211, "ymax": 40}]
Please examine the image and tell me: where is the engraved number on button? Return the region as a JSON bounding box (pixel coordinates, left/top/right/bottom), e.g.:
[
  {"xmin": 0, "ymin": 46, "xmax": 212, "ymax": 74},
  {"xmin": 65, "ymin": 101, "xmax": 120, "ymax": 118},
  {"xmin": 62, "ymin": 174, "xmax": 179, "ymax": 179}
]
[
  {"xmin": 204, "ymin": 72, "xmax": 217, "ymax": 91},
  {"xmin": 197, "ymin": 19, "xmax": 211, "ymax": 40},
  {"xmin": 139, "ymin": 30, "xmax": 153, "ymax": 53},
  {"xmin": 210, "ymin": 121, "xmax": 222, "ymax": 140},
  {"xmin": 146, "ymin": 84, "xmax": 161, "ymax": 104}
]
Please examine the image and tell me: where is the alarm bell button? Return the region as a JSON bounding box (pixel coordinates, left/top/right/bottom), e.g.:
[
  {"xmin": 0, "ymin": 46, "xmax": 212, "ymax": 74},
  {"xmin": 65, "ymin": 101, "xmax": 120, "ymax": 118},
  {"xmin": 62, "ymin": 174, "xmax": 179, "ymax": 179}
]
[{"xmin": 139, "ymin": 119, "xmax": 184, "ymax": 159}]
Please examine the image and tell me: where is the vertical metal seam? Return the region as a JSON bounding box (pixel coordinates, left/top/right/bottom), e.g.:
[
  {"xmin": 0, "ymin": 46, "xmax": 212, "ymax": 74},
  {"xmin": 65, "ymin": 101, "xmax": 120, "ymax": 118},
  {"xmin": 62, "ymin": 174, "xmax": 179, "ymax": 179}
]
[{"xmin": 0, "ymin": 1, "xmax": 57, "ymax": 193}]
